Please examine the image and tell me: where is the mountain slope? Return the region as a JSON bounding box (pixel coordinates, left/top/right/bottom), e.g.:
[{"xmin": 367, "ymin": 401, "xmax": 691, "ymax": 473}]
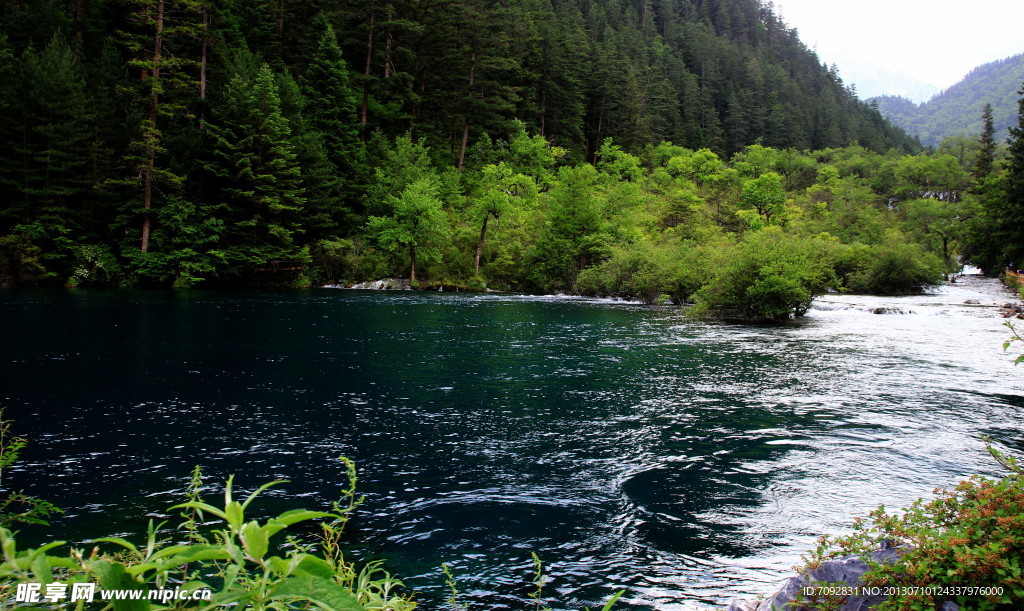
[
  {"xmin": 870, "ymin": 54, "xmax": 1024, "ymax": 146},
  {"xmin": 326, "ymin": 0, "xmax": 919, "ymax": 158}
]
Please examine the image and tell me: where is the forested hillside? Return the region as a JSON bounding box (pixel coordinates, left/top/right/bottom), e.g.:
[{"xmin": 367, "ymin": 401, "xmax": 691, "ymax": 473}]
[
  {"xmin": 0, "ymin": 0, "xmax": 945, "ymax": 299},
  {"xmin": 872, "ymin": 54, "xmax": 1024, "ymax": 147}
]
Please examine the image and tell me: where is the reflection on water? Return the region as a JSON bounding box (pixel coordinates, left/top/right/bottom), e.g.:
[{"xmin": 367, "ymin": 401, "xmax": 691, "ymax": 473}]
[{"xmin": 3, "ymin": 274, "xmax": 1024, "ymax": 610}]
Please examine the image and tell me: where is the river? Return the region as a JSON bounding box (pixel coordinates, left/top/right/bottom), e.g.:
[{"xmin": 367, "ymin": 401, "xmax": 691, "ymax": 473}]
[{"xmin": 3, "ymin": 273, "xmax": 1023, "ymax": 609}]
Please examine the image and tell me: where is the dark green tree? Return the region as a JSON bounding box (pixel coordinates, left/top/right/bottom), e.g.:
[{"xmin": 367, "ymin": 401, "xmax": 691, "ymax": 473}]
[
  {"xmin": 204, "ymin": 62, "xmax": 307, "ymax": 275},
  {"xmin": 118, "ymin": 0, "xmax": 203, "ymax": 254},
  {"xmin": 301, "ymin": 14, "xmax": 364, "ymax": 208},
  {"xmin": 1001, "ymin": 83, "xmax": 1024, "ymax": 267},
  {"xmin": 4, "ymin": 35, "xmax": 96, "ymax": 277},
  {"xmin": 974, "ymin": 103, "xmax": 997, "ymax": 181}
]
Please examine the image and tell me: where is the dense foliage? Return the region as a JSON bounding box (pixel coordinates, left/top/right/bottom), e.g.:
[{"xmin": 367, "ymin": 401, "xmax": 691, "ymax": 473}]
[
  {"xmin": 2, "ymin": 1, "xmax": 1022, "ymax": 318},
  {"xmin": 0, "ymin": 0, "xmax": 927, "ymax": 300},
  {"xmin": 2, "ymin": 460, "xmax": 421, "ymax": 611},
  {"xmin": 872, "ymin": 54, "xmax": 1024, "ymax": 147}
]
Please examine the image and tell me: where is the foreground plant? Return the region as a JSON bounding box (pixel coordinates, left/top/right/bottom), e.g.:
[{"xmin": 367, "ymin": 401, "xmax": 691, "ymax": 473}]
[
  {"xmin": 799, "ymin": 441, "xmax": 1024, "ymax": 610},
  {"xmin": 1003, "ymin": 321, "xmax": 1024, "ymax": 366},
  {"xmin": 0, "ymin": 457, "xmax": 417, "ymax": 610},
  {"xmin": 0, "ymin": 410, "xmax": 61, "ymax": 527}
]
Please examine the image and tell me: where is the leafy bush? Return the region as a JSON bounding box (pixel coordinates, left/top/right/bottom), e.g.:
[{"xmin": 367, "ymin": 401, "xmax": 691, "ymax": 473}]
[
  {"xmin": 577, "ymin": 242, "xmax": 675, "ymax": 304},
  {"xmin": 691, "ymin": 228, "xmax": 838, "ymax": 320},
  {"xmin": 0, "ymin": 235, "xmax": 47, "ymax": 287},
  {"xmin": 838, "ymin": 232, "xmax": 944, "ymax": 295},
  {"xmin": 0, "ymin": 412, "xmax": 61, "ymax": 527},
  {"xmin": 801, "ymin": 443, "xmax": 1024, "ymax": 610}
]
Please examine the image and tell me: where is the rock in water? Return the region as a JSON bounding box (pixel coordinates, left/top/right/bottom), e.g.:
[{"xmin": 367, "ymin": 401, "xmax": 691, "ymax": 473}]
[
  {"xmin": 729, "ymin": 545, "xmax": 960, "ymax": 611},
  {"xmin": 346, "ymin": 278, "xmax": 412, "ymax": 290}
]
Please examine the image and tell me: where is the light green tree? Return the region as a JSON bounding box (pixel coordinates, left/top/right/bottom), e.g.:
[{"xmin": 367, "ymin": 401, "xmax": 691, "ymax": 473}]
[
  {"xmin": 472, "ymin": 162, "xmax": 537, "ymax": 274},
  {"xmin": 366, "ymin": 179, "xmax": 450, "ymax": 284},
  {"xmin": 738, "ymin": 171, "xmax": 788, "ymax": 228}
]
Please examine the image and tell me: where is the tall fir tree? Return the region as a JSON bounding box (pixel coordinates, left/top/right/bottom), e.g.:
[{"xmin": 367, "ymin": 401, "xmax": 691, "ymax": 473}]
[
  {"xmin": 974, "ymin": 103, "xmax": 997, "ymax": 181},
  {"xmin": 205, "ymin": 62, "xmax": 306, "ymax": 274},
  {"xmin": 7, "ymin": 35, "xmax": 96, "ymax": 274},
  {"xmin": 1002, "ymin": 84, "xmax": 1024, "ymax": 267},
  {"xmin": 118, "ymin": 0, "xmax": 203, "ymax": 254},
  {"xmin": 301, "ymin": 13, "xmax": 364, "ymax": 208}
]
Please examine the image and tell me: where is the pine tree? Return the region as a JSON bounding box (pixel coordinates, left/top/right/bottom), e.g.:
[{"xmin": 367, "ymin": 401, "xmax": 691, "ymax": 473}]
[
  {"xmin": 205, "ymin": 62, "xmax": 306, "ymax": 274},
  {"xmin": 301, "ymin": 14, "xmax": 363, "ymax": 203},
  {"xmin": 974, "ymin": 103, "xmax": 996, "ymax": 181},
  {"xmin": 6, "ymin": 34, "xmax": 96, "ymax": 274},
  {"xmin": 1001, "ymin": 84, "xmax": 1024, "ymax": 267},
  {"xmin": 119, "ymin": 0, "xmax": 203, "ymax": 254},
  {"xmin": 0, "ymin": 35, "xmax": 22, "ymax": 231}
]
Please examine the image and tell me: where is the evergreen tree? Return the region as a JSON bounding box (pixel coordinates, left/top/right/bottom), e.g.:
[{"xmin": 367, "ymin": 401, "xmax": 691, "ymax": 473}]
[
  {"xmin": 974, "ymin": 103, "xmax": 997, "ymax": 181},
  {"xmin": 118, "ymin": 0, "xmax": 203, "ymax": 254},
  {"xmin": 6, "ymin": 35, "xmax": 96, "ymax": 275},
  {"xmin": 1002, "ymin": 84, "xmax": 1024, "ymax": 267},
  {"xmin": 205, "ymin": 63, "xmax": 306, "ymax": 274},
  {"xmin": 301, "ymin": 14, "xmax": 364, "ymax": 207}
]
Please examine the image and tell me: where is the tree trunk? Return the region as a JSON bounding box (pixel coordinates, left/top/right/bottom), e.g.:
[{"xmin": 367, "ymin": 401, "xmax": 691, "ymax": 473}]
[
  {"xmin": 409, "ymin": 244, "xmax": 417, "ymax": 284},
  {"xmin": 200, "ymin": 6, "xmax": 209, "ymax": 102},
  {"xmin": 457, "ymin": 52, "xmax": 476, "ymax": 172},
  {"xmin": 539, "ymin": 86, "xmax": 546, "ymax": 137},
  {"xmin": 458, "ymin": 120, "xmax": 470, "ymax": 172},
  {"xmin": 474, "ymin": 214, "xmax": 490, "ymax": 274},
  {"xmin": 74, "ymin": 0, "xmax": 85, "ymax": 53},
  {"xmin": 384, "ymin": 13, "xmax": 393, "ymax": 79},
  {"xmin": 361, "ymin": 2, "xmax": 376, "ymax": 142},
  {"xmin": 141, "ymin": 0, "xmax": 165, "ymax": 254}
]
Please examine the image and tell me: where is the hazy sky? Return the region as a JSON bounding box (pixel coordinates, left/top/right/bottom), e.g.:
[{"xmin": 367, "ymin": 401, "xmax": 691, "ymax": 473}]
[{"xmin": 772, "ymin": 0, "xmax": 1024, "ymax": 89}]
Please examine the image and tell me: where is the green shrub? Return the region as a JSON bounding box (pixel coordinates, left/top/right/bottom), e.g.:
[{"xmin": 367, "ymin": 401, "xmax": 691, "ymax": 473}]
[
  {"xmin": 839, "ymin": 233, "xmax": 944, "ymax": 294},
  {"xmin": 801, "ymin": 443, "xmax": 1024, "ymax": 610},
  {"xmin": 0, "ymin": 235, "xmax": 48, "ymax": 287},
  {"xmin": 576, "ymin": 242, "xmax": 672, "ymax": 304},
  {"xmin": 691, "ymin": 228, "xmax": 838, "ymax": 320}
]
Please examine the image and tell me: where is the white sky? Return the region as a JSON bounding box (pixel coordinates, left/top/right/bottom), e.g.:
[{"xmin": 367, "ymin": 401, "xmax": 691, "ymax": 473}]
[{"xmin": 772, "ymin": 0, "xmax": 1024, "ymax": 90}]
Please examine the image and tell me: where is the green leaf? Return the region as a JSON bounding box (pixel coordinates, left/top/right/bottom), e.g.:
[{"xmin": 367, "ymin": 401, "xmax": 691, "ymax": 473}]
[
  {"xmin": 272, "ymin": 509, "xmax": 338, "ymax": 526},
  {"xmin": 225, "ymin": 501, "xmax": 244, "ymax": 531},
  {"xmin": 90, "ymin": 559, "xmax": 150, "ymax": 611},
  {"xmin": 141, "ymin": 545, "xmax": 233, "ymax": 573},
  {"xmin": 88, "ymin": 532, "xmax": 139, "ymax": 552},
  {"xmin": 241, "ymin": 520, "xmax": 269, "ymax": 560},
  {"xmin": 263, "ymin": 509, "xmax": 337, "ymax": 537},
  {"xmin": 270, "ymin": 573, "xmax": 365, "ymax": 611},
  {"xmin": 241, "ymin": 480, "xmax": 288, "ymax": 511},
  {"xmin": 600, "ymin": 590, "xmax": 626, "ymax": 611},
  {"xmin": 292, "ymin": 555, "xmax": 336, "ymax": 580},
  {"xmin": 167, "ymin": 501, "xmax": 227, "ymax": 521}
]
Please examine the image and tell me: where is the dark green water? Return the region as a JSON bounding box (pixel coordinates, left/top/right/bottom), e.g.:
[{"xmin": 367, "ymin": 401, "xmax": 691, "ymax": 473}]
[{"xmin": 3, "ymin": 282, "xmax": 1023, "ymax": 609}]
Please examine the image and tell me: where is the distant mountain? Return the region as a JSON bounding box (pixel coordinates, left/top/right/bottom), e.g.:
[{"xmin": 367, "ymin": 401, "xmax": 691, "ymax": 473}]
[
  {"xmin": 869, "ymin": 54, "xmax": 1024, "ymax": 146},
  {"xmin": 824, "ymin": 50, "xmax": 939, "ymax": 103}
]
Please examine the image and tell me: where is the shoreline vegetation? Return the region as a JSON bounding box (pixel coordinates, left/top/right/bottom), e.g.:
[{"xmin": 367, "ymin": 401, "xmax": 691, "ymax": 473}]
[
  {"xmin": 4, "ymin": 117, "xmax": 1023, "ymax": 320},
  {"xmin": 1, "ymin": 424, "xmax": 627, "ymax": 611}
]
